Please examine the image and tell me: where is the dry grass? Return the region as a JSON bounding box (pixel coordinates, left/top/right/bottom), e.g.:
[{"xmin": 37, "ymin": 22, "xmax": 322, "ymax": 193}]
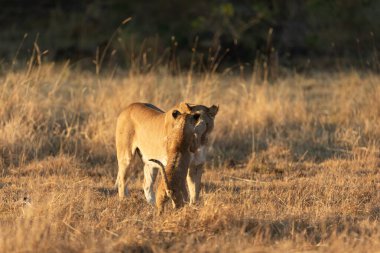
[{"xmin": 0, "ymin": 63, "xmax": 380, "ymax": 252}]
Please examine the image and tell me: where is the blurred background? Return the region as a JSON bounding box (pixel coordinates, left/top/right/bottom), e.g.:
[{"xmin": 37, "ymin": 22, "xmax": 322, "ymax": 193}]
[{"xmin": 1, "ymin": 0, "xmax": 380, "ymax": 72}]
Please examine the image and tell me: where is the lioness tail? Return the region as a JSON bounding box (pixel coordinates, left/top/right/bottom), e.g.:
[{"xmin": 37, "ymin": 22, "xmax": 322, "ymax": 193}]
[{"xmin": 148, "ymin": 159, "xmax": 173, "ymax": 198}]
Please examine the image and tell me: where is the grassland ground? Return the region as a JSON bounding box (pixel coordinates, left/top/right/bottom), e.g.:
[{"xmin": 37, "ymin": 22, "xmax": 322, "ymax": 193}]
[{"xmin": 0, "ymin": 64, "xmax": 379, "ymax": 252}]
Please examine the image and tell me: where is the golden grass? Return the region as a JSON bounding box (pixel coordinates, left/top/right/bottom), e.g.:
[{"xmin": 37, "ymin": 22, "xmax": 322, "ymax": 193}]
[{"xmin": 0, "ymin": 64, "xmax": 379, "ymax": 252}]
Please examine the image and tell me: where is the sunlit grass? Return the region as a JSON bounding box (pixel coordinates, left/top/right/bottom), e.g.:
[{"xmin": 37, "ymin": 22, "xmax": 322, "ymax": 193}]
[{"xmin": 0, "ymin": 63, "xmax": 379, "ymax": 252}]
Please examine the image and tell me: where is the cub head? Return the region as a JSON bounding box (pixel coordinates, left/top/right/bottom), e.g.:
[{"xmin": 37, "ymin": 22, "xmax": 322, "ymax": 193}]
[
  {"xmin": 178, "ymin": 102, "xmax": 219, "ymax": 147},
  {"xmin": 166, "ymin": 109, "xmax": 201, "ymax": 152}
]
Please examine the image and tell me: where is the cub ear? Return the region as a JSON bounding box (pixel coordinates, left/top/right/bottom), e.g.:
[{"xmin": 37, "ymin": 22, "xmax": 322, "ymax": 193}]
[
  {"xmin": 178, "ymin": 102, "xmax": 193, "ymax": 113},
  {"xmin": 172, "ymin": 110, "xmax": 181, "ymax": 119},
  {"xmin": 208, "ymin": 105, "xmax": 219, "ymax": 118}
]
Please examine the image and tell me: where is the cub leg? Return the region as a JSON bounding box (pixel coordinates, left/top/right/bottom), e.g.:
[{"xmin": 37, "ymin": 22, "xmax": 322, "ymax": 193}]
[
  {"xmin": 156, "ymin": 180, "xmax": 167, "ymax": 215},
  {"xmin": 174, "ymin": 181, "xmax": 185, "ymax": 208},
  {"xmin": 143, "ymin": 163, "xmax": 158, "ymax": 205},
  {"xmin": 181, "ymin": 177, "xmax": 189, "ymax": 203}
]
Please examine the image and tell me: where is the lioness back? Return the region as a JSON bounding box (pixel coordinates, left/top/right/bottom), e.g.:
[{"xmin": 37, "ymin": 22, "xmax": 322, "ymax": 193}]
[{"xmin": 116, "ymin": 103, "xmax": 168, "ymax": 163}]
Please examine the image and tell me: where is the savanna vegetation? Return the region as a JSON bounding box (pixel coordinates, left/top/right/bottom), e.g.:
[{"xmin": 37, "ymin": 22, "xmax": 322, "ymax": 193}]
[
  {"xmin": 1, "ymin": 1, "xmax": 380, "ymax": 252},
  {"xmin": 0, "ymin": 61, "xmax": 379, "ymax": 252}
]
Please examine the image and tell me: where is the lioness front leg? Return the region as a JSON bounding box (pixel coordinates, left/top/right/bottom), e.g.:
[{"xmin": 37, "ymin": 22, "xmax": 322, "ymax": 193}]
[{"xmin": 187, "ymin": 164, "xmax": 203, "ymax": 205}]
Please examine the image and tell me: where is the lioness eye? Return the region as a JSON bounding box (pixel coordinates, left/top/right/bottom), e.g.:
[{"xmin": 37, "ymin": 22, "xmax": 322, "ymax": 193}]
[{"xmin": 193, "ymin": 113, "xmax": 200, "ymax": 121}]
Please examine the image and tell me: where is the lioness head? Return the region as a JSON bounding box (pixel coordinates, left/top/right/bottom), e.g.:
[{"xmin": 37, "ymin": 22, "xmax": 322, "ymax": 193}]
[{"xmin": 178, "ymin": 102, "xmax": 219, "ymax": 147}]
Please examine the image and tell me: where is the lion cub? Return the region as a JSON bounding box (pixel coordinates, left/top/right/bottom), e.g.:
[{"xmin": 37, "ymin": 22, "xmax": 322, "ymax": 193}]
[{"xmin": 150, "ymin": 110, "xmax": 200, "ymax": 214}]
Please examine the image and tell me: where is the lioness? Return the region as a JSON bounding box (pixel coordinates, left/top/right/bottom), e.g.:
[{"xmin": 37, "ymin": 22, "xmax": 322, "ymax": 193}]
[
  {"xmin": 115, "ymin": 102, "xmax": 218, "ymax": 204},
  {"xmin": 176, "ymin": 103, "xmax": 218, "ymax": 204},
  {"xmin": 149, "ymin": 111, "xmax": 199, "ymax": 214}
]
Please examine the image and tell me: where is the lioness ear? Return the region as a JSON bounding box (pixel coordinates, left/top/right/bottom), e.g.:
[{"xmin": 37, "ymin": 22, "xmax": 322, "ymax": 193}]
[
  {"xmin": 208, "ymin": 105, "xmax": 219, "ymax": 118},
  {"xmin": 178, "ymin": 102, "xmax": 193, "ymax": 113},
  {"xmin": 172, "ymin": 110, "xmax": 181, "ymax": 119}
]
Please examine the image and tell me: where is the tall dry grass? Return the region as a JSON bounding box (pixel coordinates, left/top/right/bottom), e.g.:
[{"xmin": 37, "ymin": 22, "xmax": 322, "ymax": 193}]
[{"xmin": 0, "ymin": 63, "xmax": 379, "ymax": 252}]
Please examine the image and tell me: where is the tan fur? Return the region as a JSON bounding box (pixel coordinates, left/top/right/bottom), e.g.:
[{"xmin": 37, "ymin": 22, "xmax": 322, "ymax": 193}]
[
  {"xmin": 115, "ymin": 102, "xmax": 218, "ymax": 205},
  {"xmin": 115, "ymin": 103, "xmax": 204, "ymax": 199}
]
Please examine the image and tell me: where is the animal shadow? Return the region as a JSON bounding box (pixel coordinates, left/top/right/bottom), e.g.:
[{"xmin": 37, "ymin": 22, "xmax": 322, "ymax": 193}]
[
  {"xmin": 203, "ymin": 181, "xmax": 242, "ymax": 194},
  {"xmin": 95, "ymin": 187, "xmax": 118, "ymax": 197}
]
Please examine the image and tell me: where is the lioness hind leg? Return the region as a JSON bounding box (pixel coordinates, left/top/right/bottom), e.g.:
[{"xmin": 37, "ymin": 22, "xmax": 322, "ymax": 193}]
[
  {"xmin": 187, "ymin": 164, "xmax": 203, "ymax": 205},
  {"xmin": 116, "ymin": 154, "xmax": 131, "ymax": 199},
  {"xmin": 143, "ymin": 163, "xmax": 158, "ymax": 205}
]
